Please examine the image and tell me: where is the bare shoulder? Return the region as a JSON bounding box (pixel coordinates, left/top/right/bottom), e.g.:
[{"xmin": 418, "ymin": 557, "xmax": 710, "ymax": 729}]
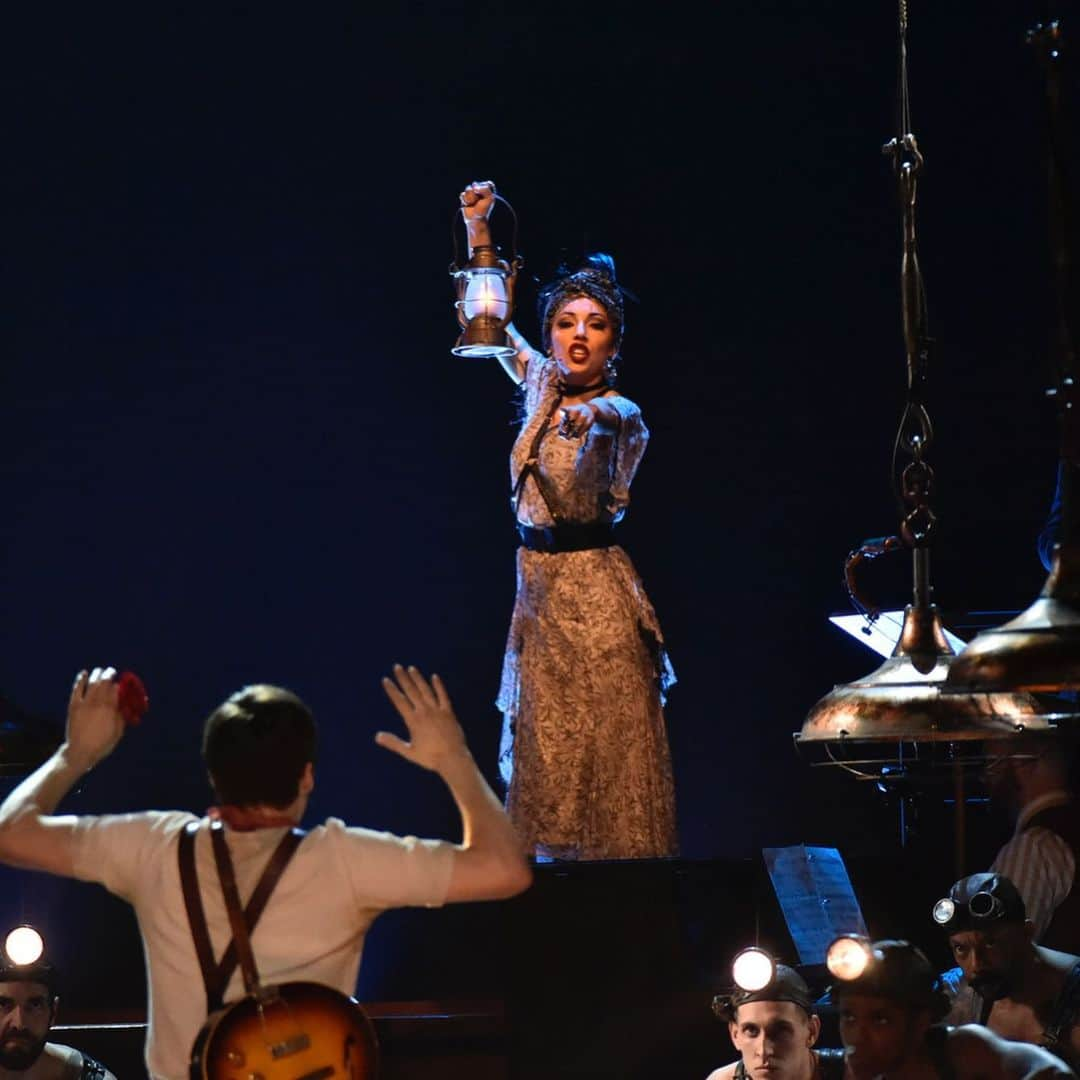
[
  {"xmin": 948, "ymin": 1024, "xmax": 1072, "ymax": 1079},
  {"xmin": 704, "ymin": 1061, "xmax": 739, "ymax": 1080},
  {"xmin": 1037, "ymin": 944, "xmax": 1080, "ymax": 976}
]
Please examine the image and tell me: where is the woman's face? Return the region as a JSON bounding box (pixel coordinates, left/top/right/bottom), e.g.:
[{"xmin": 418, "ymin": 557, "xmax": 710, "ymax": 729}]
[
  {"xmin": 549, "ymin": 297, "xmax": 616, "ymax": 387},
  {"xmin": 837, "ymin": 995, "xmax": 927, "ymax": 1080}
]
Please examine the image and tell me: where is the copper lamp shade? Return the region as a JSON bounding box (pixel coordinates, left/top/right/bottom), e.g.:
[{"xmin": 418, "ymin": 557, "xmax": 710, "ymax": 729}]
[
  {"xmin": 798, "ymin": 603, "xmax": 1051, "ymax": 747},
  {"xmin": 946, "ymin": 20, "xmax": 1080, "ymax": 697},
  {"xmin": 944, "ymin": 548, "xmax": 1080, "ymax": 694}
]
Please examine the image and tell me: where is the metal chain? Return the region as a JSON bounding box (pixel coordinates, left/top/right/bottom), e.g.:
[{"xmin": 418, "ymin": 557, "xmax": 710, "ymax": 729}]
[{"xmin": 886, "ymin": 0, "xmax": 937, "ymax": 549}]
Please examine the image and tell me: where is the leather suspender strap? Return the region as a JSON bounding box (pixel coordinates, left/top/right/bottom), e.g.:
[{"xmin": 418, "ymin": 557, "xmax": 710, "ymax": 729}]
[
  {"xmin": 178, "ymin": 822, "xmax": 220, "ymax": 1009},
  {"xmin": 212, "ymin": 825, "xmax": 305, "ymax": 999},
  {"xmin": 177, "ymin": 820, "xmax": 306, "ymax": 1010},
  {"xmin": 210, "ymin": 821, "xmax": 261, "ymax": 996},
  {"xmin": 1043, "ymin": 959, "xmax": 1080, "ymax": 1049}
]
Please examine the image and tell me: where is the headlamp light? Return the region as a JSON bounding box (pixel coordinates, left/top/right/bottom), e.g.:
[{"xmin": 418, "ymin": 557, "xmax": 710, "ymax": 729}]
[
  {"xmin": 826, "ymin": 935, "xmax": 874, "ymax": 981},
  {"xmin": 4, "ymin": 925, "xmax": 44, "ymax": 967},
  {"xmin": 933, "ymin": 888, "xmax": 1006, "ymax": 928},
  {"xmin": 932, "ymin": 898, "xmax": 956, "ymax": 925},
  {"xmin": 732, "ymin": 947, "xmax": 776, "ymax": 992}
]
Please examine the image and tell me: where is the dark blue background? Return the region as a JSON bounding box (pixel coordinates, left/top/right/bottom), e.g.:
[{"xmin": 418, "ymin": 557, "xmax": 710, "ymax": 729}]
[{"xmin": 2, "ymin": 3, "xmax": 1070, "ymax": 1007}]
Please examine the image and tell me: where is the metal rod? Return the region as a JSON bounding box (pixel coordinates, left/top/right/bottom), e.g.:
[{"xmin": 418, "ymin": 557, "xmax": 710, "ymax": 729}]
[{"xmin": 953, "ymin": 758, "xmax": 966, "ymax": 877}]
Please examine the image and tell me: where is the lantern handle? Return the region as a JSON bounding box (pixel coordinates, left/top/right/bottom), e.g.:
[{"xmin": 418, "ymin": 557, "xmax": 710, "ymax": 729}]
[{"xmin": 450, "ymin": 193, "xmax": 521, "ymax": 273}]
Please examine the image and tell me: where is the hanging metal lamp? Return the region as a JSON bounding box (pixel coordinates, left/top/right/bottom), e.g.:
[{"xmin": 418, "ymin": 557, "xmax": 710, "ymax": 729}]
[
  {"xmin": 945, "ymin": 17, "xmax": 1080, "ymax": 695},
  {"xmin": 796, "ymin": 3, "xmax": 1053, "ymax": 768}
]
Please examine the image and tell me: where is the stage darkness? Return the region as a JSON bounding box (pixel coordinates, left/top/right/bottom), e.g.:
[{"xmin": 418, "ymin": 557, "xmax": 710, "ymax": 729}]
[{"xmin": 3, "ymin": 4, "xmax": 1072, "ymax": 1015}]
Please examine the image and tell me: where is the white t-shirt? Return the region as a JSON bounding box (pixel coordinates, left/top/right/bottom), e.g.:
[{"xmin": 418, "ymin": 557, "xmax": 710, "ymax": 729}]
[{"xmin": 70, "ymin": 810, "xmax": 455, "ymax": 1080}]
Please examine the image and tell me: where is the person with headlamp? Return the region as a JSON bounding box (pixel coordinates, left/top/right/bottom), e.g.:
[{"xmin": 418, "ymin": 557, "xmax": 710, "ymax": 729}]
[
  {"xmin": 933, "ymin": 872, "xmax": 1080, "ymax": 1071},
  {"xmin": 0, "ymin": 926, "xmax": 115, "ymax": 1078},
  {"xmin": 826, "ymin": 934, "xmax": 1070, "ymax": 1080},
  {"xmin": 707, "ymin": 947, "xmax": 843, "ymax": 1080}
]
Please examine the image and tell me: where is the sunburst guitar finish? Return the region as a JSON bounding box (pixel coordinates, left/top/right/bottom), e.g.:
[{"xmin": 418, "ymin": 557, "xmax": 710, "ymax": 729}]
[{"xmin": 190, "ymin": 981, "xmax": 379, "ymax": 1080}]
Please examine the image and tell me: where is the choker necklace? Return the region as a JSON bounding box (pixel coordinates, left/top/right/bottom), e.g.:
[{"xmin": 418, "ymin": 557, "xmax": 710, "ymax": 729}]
[{"xmin": 558, "ymin": 376, "xmax": 610, "ymax": 398}]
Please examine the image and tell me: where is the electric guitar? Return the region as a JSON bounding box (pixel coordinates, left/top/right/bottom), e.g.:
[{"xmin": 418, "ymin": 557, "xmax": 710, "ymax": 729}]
[
  {"xmin": 189, "ymin": 979, "xmax": 379, "ymax": 1079},
  {"xmin": 181, "ymin": 821, "xmax": 380, "ymax": 1079}
]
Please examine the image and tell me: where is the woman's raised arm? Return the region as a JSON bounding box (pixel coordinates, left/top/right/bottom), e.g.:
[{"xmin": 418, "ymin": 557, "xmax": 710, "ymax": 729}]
[{"xmin": 459, "ymin": 180, "xmax": 537, "ymax": 384}]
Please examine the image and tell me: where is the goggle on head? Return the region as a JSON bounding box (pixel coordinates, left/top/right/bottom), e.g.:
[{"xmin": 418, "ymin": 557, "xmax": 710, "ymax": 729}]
[{"xmin": 931, "ymin": 890, "xmax": 1009, "ymax": 931}]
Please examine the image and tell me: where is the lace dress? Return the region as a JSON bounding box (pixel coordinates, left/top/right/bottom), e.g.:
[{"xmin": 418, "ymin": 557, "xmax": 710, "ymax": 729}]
[{"xmin": 496, "ymin": 355, "xmax": 678, "ymax": 859}]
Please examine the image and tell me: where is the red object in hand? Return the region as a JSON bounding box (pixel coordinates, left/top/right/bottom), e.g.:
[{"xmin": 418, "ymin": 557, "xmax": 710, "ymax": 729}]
[{"xmin": 116, "ymin": 671, "xmax": 149, "ymax": 726}]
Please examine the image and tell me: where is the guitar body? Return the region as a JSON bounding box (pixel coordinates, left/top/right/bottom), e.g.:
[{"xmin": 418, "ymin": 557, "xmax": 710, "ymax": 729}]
[{"xmin": 190, "ymin": 981, "xmax": 379, "ymax": 1080}]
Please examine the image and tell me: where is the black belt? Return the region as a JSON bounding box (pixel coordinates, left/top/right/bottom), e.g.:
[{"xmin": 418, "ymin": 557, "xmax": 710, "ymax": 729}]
[{"xmin": 517, "ymin": 523, "xmax": 616, "ymax": 553}]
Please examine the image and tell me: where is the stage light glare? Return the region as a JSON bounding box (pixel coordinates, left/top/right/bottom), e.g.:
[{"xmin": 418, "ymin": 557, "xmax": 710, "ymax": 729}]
[
  {"xmin": 5, "ymin": 926, "xmax": 44, "ymax": 966},
  {"xmin": 732, "ymin": 947, "xmax": 775, "ymax": 992},
  {"xmin": 826, "ymin": 936, "xmax": 872, "ymax": 981}
]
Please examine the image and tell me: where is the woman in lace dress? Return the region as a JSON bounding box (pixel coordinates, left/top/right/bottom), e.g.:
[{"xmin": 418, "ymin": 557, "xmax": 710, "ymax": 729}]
[{"xmin": 460, "ymin": 180, "xmax": 677, "ymax": 861}]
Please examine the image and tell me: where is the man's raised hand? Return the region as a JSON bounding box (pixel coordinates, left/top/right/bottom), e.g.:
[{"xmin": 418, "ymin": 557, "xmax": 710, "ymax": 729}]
[
  {"xmin": 376, "ymin": 665, "xmax": 469, "ymax": 773},
  {"xmin": 65, "ymin": 667, "xmax": 126, "ymax": 771}
]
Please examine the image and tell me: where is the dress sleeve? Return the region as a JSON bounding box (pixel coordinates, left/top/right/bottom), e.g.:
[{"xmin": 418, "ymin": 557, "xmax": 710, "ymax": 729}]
[
  {"xmin": 522, "ymin": 352, "xmax": 555, "ymax": 419},
  {"xmin": 992, "ymin": 827, "xmax": 1076, "ymax": 940},
  {"xmin": 603, "ymin": 395, "xmax": 649, "ymax": 519},
  {"xmin": 69, "ymin": 811, "xmax": 191, "ymax": 903},
  {"xmin": 326, "ymin": 818, "xmax": 456, "ymax": 910}
]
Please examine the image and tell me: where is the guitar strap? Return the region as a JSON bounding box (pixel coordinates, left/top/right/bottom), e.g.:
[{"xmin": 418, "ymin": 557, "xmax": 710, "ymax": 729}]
[{"xmin": 178, "ymin": 819, "xmax": 305, "ymax": 1012}]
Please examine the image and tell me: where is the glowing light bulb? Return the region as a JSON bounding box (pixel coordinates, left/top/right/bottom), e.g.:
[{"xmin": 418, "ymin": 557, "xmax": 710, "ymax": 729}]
[
  {"xmin": 932, "ymin": 898, "xmax": 956, "ymax": 925},
  {"xmin": 5, "ymin": 926, "xmax": 44, "ymax": 966},
  {"xmin": 462, "ymin": 270, "xmax": 509, "ymax": 320},
  {"xmin": 732, "ymin": 947, "xmax": 775, "ymax": 992},
  {"xmin": 826, "ymin": 936, "xmax": 871, "ymax": 981}
]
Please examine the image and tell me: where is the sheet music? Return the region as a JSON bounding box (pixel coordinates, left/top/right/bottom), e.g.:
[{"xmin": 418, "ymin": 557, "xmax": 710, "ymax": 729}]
[{"xmin": 762, "ymin": 845, "xmax": 868, "ymax": 965}]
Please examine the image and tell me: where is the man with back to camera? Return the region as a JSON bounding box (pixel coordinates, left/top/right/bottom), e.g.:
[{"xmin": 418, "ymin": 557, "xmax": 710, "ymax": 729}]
[
  {"xmin": 935, "ymin": 871, "xmax": 1080, "ymax": 1072},
  {"xmin": 982, "ymin": 733, "xmax": 1080, "ymax": 952},
  {"xmin": 707, "ymin": 961, "xmax": 843, "ymax": 1080},
  {"xmin": 0, "ymin": 954, "xmax": 115, "ymax": 1079},
  {"xmin": 830, "ymin": 936, "xmax": 1071, "ymax": 1080},
  {"xmin": 0, "ymin": 663, "xmax": 532, "ymax": 1080}
]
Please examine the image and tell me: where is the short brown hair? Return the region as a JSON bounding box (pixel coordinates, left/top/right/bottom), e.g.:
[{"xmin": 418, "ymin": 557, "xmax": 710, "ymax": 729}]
[{"xmin": 202, "ymin": 685, "xmax": 317, "ymax": 807}]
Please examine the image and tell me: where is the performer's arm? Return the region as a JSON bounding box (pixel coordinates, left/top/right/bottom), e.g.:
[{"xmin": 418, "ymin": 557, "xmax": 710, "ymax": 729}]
[
  {"xmin": 949, "ymin": 1024, "xmax": 1073, "ymax": 1080},
  {"xmin": 558, "ymin": 396, "xmax": 622, "ymax": 439},
  {"xmin": 0, "ymin": 668, "xmax": 124, "ymax": 877},
  {"xmin": 377, "ymin": 665, "xmax": 532, "ymax": 901},
  {"xmin": 459, "ymin": 179, "xmax": 537, "ymax": 384}
]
